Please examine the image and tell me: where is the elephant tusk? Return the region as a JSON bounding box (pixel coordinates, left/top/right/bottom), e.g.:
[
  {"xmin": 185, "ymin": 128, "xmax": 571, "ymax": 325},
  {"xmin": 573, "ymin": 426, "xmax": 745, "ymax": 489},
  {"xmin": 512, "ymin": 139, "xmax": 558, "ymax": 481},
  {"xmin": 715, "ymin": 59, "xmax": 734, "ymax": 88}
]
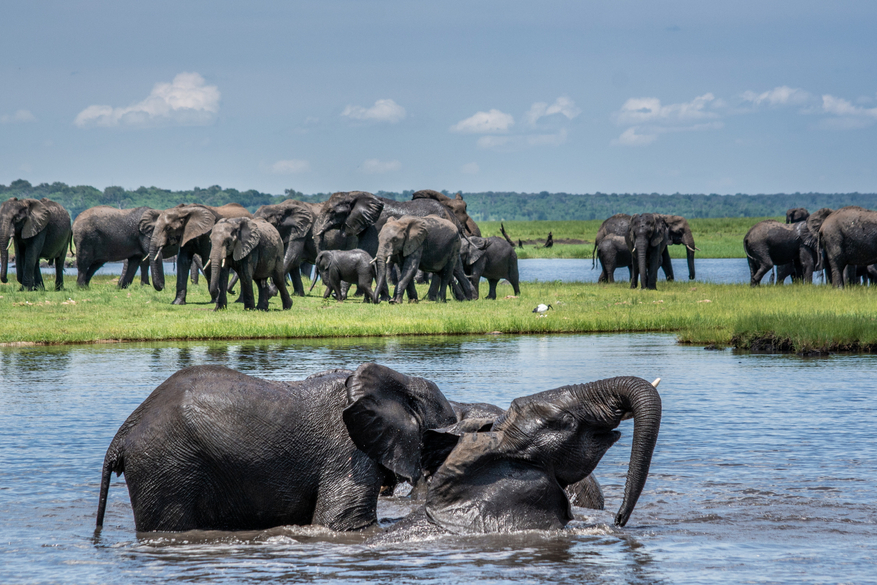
[
  {"xmin": 631, "ymin": 246, "xmax": 636, "ymax": 253},
  {"xmin": 152, "ymin": 247, "xmax": 163, "ymax": 262},
  {"xmin": 651, "ymin": 378, "xmax": 661, "ymax": 388},
  {"xmin": 202, "ymin": 259, "xmax": 211, "ymax": 270},
  {"xmin": 369, "ymin": 257, "xmax": 377, "ymax": 265},
  {"xmin": 221, "ymin": 258, "xmax": 226, "ymax": 268},
  {"xmin": 686, "ymin": 245, "xmax": 699, "ymax": 253},
  {"xmin": 386, "ymin": 255, "xmax": 391, "ymax": 264}
]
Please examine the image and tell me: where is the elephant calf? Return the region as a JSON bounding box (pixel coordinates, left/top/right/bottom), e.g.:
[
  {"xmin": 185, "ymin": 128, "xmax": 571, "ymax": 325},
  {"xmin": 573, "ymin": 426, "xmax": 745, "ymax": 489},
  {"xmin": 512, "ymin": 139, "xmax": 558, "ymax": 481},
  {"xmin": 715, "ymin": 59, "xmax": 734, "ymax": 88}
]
[
  {"xmin": 595, "ymin": 234, "xmax": 632, "ymax": 284},
  {"xmin": 309, "ymin": 249, "xmax": 377, "ymax": 303},
  {"xmin": 459, "ymin": 236, "xmax": 521, "ymax": 299}
]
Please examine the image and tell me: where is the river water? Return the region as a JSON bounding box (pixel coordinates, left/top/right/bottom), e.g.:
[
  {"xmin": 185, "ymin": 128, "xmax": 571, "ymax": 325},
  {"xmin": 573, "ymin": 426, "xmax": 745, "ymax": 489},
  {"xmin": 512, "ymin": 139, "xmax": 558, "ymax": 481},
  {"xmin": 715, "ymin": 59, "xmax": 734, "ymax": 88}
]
[{"xmin": 1, "ymin": 334, "xmax": 874, "ymax": 584}]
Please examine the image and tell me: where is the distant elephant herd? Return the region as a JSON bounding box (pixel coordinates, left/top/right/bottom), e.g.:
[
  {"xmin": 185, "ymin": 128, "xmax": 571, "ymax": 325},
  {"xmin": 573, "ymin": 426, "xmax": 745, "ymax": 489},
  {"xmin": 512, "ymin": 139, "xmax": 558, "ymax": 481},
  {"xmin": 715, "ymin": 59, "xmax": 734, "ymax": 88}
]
[{"xmin": 0, "ymin": 190, "xmax": 522, "ymax": 309}]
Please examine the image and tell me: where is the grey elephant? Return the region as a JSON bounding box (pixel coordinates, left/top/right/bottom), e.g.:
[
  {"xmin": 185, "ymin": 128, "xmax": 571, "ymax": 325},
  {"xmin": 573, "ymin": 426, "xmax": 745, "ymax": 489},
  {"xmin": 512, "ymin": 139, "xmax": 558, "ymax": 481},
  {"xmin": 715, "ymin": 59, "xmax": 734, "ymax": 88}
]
[
  {"xmin": 206, "ymin": 217, "xmax": 292, "ymax": 311},
  {"xmin": 72, "ymin": 205, "xmax": 162, "ymax": 288},
  {"xmin": 0, "ymin": 197, "xmax": 72, "ymax": 291},
  {"xmin": 374, "ymin": 215, "xmax": 463, "ymax": 304},
  {"xmin": 411, "ymin": 190, "xmax": 481, "ymax": 236},
  {"xmin": 626, "ymin": 213, "xmax": 669, "ymax": 290},
  {"xmin": 595, "ymin": 233, "xmax": 632, "ymax": 284},
  {"xmin": 96, "ymin": 363, "xmax": 460, "ymax": 532},
  {"xmin": 743, "ymin": 219, "xmax": 818, "ymax": 286},
  {"xmin": 312, "ymin": 191, "xmax": 475, "ymax": 301},
  {"xmin": 786, "ymin": 207, "xmax": 810, "ymax": 224},
  {"xmin": 593, "ymin": 213, "xmax": 697, "ymax": 281},
  {"xmin": 458, "ymin": 235, "xmax": 520, "ymax": 299},
  {"xmin": 148, "ymin": 203, "xmax": 252, "ymax": 304},
  {"xmin": 818, "ymin": 206, "xmax": 877, "ymax": 288},
  {"xmin": 308, "ymin": 249, "xmax": 377, "ymax": 303}
]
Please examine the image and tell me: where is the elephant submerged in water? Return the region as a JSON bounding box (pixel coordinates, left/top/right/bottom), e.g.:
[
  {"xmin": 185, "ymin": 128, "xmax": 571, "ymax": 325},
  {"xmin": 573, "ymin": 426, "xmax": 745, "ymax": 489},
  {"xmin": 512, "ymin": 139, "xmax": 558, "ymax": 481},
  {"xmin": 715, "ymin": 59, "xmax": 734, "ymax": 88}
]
[{"xmin": 96, "ymin": 364, "xmax": 661, "ymax": 536}]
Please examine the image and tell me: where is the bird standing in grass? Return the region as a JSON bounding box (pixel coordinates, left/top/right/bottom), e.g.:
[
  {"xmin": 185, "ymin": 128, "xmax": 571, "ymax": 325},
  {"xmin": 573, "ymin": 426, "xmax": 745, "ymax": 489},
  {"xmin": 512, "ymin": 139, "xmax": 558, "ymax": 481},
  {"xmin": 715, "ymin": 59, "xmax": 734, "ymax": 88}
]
[{"xmin": 532, "ymin": 303, "xmax": 552, "ymax": 316}]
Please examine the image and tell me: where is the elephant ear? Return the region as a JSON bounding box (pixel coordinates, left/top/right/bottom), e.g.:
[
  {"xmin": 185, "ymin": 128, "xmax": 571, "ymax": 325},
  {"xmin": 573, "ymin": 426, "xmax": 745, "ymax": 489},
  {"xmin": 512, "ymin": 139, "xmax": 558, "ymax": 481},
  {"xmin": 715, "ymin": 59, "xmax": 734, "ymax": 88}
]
[
  {"xmin": 425, "ymin": 431, "xmax": 572, "ymax": 534},
  {"xmin": 138, "ymin": 209, "xmax": 161, "ymax": 238},
  {"xmin": 233, "ymin": 219, "xmax": 262, "ymax": 261},
  {"xmin": 465, "ymin": 236, "xmax": 490, "ymax": 265},
  {"xmin": 650, "ymin": 217, "xmax": 668, "ymax": 248},
  {"xmin": 181, "ymin": 206, "xmax": 217, "ymax": 247},
  {"xmin": 403, "ymin": 218, "xmax": 428, "ymax": 256},
  {"xmin": 281, "ymin": 203, "xmax": 314, "ymax": 241},
  {"xmin": 344, "ymin": 192, "xmax": 383, "ymax": 236},
  {"xmin": 343, "ymin": 363, "xmax": 457, "ymax": 483},
  {"xmin": 22, "ymin": 199, "xmax": 50, "ymax": 239}
]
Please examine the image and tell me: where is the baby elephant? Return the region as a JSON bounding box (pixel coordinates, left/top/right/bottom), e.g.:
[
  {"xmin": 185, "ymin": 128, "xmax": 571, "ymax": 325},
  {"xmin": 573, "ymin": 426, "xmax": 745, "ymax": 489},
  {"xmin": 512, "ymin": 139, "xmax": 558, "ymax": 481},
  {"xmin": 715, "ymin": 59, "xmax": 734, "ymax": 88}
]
[
  {"xmin": 309, "ymin": 249, "xmax": 377, "ymax": 303},
  {"xmin": 207, "ymin": 217, "xmax": 293, "ymax": 311}
]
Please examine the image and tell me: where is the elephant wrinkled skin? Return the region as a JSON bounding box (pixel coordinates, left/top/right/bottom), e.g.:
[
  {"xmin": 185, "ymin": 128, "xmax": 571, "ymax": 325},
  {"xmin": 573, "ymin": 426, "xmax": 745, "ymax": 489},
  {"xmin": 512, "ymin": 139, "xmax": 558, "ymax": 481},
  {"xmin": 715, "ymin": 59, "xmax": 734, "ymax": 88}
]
[
  {"xmin": 309, "ymin": 249, "xmax": 377, "ymax": 303},
  {"xmin": 458, "ymin": 235, "xmax": 520, "ymax": 299},
  {"xmin": 626, "ymin": 213, "xmax": 669, "ymax": 290},
  {"xmin": 0, "ymin": 197, "xmax": 72, "ymax": 291},
  {"xmin": 819, "ymin": 206, "xmax": 877, "ymax": 288}
]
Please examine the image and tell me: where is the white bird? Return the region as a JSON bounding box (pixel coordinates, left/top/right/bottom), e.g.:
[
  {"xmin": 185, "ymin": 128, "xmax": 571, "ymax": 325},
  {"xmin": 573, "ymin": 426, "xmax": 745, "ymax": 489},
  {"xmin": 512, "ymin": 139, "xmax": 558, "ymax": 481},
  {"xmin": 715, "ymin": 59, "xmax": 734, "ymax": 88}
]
[{"xmin": 532, "ymin": 303, "xmax": 552, "ymax": 316}]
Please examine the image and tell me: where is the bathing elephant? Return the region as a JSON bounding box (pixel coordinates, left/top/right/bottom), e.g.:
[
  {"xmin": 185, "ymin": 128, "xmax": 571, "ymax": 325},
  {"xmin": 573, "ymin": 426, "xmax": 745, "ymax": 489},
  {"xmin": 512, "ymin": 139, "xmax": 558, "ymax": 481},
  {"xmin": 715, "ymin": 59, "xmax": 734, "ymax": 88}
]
[
  {"xmin": 374, "ymin": 215, "xmax": 463, "ymax": 304},
  {"xmin": 744, "ymin": 219, "xmax": 818, "ymax": 286},
  {"xmin": 308, "ymin": 249, "xmax": 377, "ymax": 303},
  {"xmin": 626, "ymin": 213, "xmax": 669, "ymax": 290},
  {"xmin": 593, "ymin": 213, "xmax": 697, "ymax": 281},
  {"xmin": 207, "ymin": 217, "xmax": 292, "ymax": 311},
  {"xmin": 458, "ymin": 235, "xmax": 520, "ymax": 299},
  {"xmin": 313, "ymin": 191, "xmax": 475, "ymax": 301},
  {"xmin": 0, "ymin": 197, "xmax": 72, "ymax": 291},
  {"xmin": 373, "ymin": 375, "xmax": 662, "ymax": 539},
  {"xmin": 595, "ymin": 233, "xmax": 632, "ymax": 284},
  {"xmin": 148, "ymin": 203, "xmax": 252, "ymax": 304},
  {"xmin": 411, "ymin": 190, "xmax": 481, "ymax": 237},
  {"xmin": 96, "ymin": 363, "xmax": 460, "ymax": 533},
  {"xmin": 786, "ymin": 207, "xmax": 810, "ymax": 224},
  {"xmin": 818, "ymin": 206, "xmax": 877, "ymax": 288},
  {"xmin": 72, "ymin": 205, "xmax": 162, "ymax": 288}
]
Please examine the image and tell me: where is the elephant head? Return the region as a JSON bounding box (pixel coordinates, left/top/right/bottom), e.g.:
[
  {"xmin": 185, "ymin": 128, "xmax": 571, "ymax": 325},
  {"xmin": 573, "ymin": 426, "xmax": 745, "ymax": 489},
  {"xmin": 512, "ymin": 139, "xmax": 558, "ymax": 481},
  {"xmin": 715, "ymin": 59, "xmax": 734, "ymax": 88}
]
[
  {"xmin": 0, "ymin": 198, "xmax": 50, "ymax": 283},
  {"xmin": 412, "ymin": 190, "xmax": 481, "ymax": 237},
  {"xmin": 786, "ymin": 207, "xmax": 810, "ymax": 224},
  {"xmin": 343, "ymin": 363, "xmax": 459, "ymax": 484},
  {"xmin": 422, "ymin": 376, "xmax": 661, "ymax": 533},
  {"xmin": 254, "ymin": 200, "xmax": 314, "ymax": 244},
  {"xmin": 458, "ymin": 235, "xmax": 491, "ymax": 271},
  {"xmin": 373, "ymin": 216, "xmax": 427, "ymax": 302},
  {"xmin": 147, "ymin": 204, "xmax": 217, "ymax": 291},
  {"xmin": 659, "ymin": 214, "xmax": 697, "ymax": 280},
  {"xmin": 207, "ymin": 217, "xmax": 264, "ymax": 296},
  {"xmin": 308, "ymin": 250, "xmax": 334, "ymax": 293},
  {"xmin": 313, "ymin": 191, "xmax": 384, "ymax": 239}
]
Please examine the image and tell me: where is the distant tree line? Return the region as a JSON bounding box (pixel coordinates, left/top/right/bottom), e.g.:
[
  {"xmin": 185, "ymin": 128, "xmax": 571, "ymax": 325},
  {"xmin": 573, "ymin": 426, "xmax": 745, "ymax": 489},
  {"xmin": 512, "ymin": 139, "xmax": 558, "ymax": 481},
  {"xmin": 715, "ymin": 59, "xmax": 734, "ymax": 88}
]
[{"xmin": 3, "ymin": 179, "xmax": 877, "ymax": 221}]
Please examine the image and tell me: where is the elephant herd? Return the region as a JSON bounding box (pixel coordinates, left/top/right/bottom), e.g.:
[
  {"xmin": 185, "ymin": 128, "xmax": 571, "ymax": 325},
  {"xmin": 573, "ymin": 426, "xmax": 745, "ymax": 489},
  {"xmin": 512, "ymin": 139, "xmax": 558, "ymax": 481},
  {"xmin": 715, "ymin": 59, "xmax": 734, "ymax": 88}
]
[
  {"xmin": 96, "ymin": 362, "xmax": 662, "ymax": 537},
  {"xmin": 0, "ymin": 190, "xmax": 523, "ymax": 309},
  {"xmin": 745, "ymin": 206, "xmax": 877, "ymax": 287}
]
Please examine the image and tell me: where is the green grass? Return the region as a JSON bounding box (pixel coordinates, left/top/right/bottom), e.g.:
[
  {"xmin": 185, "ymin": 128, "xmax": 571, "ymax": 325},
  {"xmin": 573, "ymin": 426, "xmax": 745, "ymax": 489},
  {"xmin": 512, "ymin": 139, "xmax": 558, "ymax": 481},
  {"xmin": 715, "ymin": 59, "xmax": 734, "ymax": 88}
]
[
  {"xmin": 2, "ymin": 275, "xmax": 875, "ymax": 353},
  {"xmin": 479, "ymin": 217, "xmax": 777, "ymax": 259}
]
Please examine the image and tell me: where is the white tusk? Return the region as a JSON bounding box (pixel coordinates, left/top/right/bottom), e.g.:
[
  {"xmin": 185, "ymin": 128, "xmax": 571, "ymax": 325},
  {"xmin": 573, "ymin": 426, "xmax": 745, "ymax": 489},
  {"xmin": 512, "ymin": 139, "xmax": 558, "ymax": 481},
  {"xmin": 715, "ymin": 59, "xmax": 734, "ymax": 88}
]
[
  {"xmin": 631, "ymin": 246, "xmax": 636, "ymax": 253},
  {"xmin": 651, "ymin": 378, "xmax": 661, "ymax": 388},
  {"xmin": 686, "ymin": 244, "xmax": 698, "ymax": 253},
  {"xmin": 221, "ymin": 258, "xmax": 226, "ymax": 268},
  {"xmin": 369, "ymin": 257, "xmax": 377, "ymax": 265},
  {"xmin": 386, "ymin": 255, "xmax": 391, "ymax": 264},
  {"xmin": 152, "ymin": 247, "xmax": 163, "ymax": 262},
  {"xmin": 203, "ymin": 259, "xmax": 211, "ymax": 270}
]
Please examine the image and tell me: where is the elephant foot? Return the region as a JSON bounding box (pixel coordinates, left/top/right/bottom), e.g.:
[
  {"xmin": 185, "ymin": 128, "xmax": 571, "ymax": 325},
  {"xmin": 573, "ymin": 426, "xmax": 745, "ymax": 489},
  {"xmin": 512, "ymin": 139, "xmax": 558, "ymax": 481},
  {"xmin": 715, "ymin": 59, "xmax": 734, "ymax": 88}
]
[
  {"xmin": 172, "ymin": 297, "xmax": 187, "ymax": 305},
  {"xmin": 213, "ymin": 305, "xmax": 227, "ymax": 311},
  {"xmin": 408, "ymin": 298, "xmax": 419, "ymax": 304}
]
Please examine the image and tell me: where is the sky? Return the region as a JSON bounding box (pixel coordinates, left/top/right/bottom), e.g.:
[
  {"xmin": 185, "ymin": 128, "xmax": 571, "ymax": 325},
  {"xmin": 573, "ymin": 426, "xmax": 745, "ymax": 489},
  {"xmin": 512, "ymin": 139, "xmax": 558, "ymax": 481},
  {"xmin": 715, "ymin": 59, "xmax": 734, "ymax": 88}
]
[{"xmin": 3, "ymin": 1, "xmax": 877, "ymax": 196}]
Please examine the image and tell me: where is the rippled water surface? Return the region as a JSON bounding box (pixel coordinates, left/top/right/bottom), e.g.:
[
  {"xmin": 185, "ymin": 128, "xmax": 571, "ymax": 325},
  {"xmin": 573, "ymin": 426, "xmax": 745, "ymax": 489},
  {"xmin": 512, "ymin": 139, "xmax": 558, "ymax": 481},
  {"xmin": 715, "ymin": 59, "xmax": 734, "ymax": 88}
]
[{"xmin": 1, "ymin": 334, "xmax": 875, "ymax": 584}]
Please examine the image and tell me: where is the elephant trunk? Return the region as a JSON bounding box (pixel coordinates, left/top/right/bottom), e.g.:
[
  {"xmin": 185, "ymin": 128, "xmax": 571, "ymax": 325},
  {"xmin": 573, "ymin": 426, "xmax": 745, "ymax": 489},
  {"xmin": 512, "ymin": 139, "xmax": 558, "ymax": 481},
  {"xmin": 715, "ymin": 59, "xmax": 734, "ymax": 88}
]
[
  {"xmin": 0, "ymin": 220, "xmax": 11, "ymax": 283},
  {"xmin": 684, "ymin": 230, "xmax": 696, "ymax": 280},
  {"xmin": 573, "ymin": 377, "xmax": 662, "ymax": 527},
  {"xmin": 147, "ymin": 236, "xmax": 165, "ymax": 291},
  {"xmin": 208, "ymin": 245, "xmax": 226, "ymax": 298},
  {"xmin": 636, "ymin": 240, "xmax": 648, "ymax": 289},
  {"xmin": 374, "ymin": 253, "xmax": 392, "ymax": 304}
]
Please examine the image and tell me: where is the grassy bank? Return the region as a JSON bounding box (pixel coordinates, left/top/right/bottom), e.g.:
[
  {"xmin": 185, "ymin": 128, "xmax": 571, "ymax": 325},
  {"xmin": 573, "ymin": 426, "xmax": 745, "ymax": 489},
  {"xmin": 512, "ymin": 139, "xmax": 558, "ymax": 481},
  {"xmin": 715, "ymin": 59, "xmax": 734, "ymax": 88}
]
[
  {"xmin": 2, "ymin": 276, "xmax": 875, "ymax": 352},
  {"xmin": 480, "ymin": 217, "xmax": 775, "ymax": 259}
]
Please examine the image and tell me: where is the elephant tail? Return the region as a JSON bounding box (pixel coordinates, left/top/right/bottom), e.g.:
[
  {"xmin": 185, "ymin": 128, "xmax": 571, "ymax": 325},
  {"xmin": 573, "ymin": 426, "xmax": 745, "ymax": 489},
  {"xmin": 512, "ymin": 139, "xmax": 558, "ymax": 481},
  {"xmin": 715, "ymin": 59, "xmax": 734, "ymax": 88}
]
[{"xmin": 96, "ymin": 436, "xmax": 126, "ymax": 528}]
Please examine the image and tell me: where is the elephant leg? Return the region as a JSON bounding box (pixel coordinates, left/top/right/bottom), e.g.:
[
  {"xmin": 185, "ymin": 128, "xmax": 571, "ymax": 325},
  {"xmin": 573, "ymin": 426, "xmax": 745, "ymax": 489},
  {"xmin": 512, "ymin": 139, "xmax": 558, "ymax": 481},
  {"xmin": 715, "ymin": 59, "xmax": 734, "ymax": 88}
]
[
  {"xmin": 240, "ymin": 270, "xmax": 256, "ymax": 310},
  {"xmin": 139, "ymin": 258, "xmax": 151, "ymax": 286},
  {"xmin": 22, "ymin": 241, "xmax": 42, "ymax": 290},
  {"xmin": 255, "ymin": 278, "xmax": 271, "ymax": 311},
  {"xmin": 53, "ymin": 255, "xmax": 65, "ymax": 291},
  {"xmin": 173, "ymin": 248, "xmax": 194, "ymax": 304},
  {"xmin": 311, "ymin": 455, "xmax": 383, "ymax": 531},
  {"xmin": 487, "ymin": 279, "xmax": 499, "ymax": 300},
  {"xmin": 214, "ymin": 267, "xmax": 230, "ymax": 310},
  {"xmin": 118, "ymin": 257, "xmax": 140, "ymax": 288},
  {"xmin": 647, "ymin": 248, "xmax": 663, "ymax": 290},
  {"xmin": 660, "ymin": 247, "xmax": 675, "ymax": 282},
  {"xmin": 750, "ymin": 259, "xmax": 772, "ymax": 287},
  {"xmin": 272, "ymin": 267, "xmax": 293, "ymax": 310},
  {"xmin": 289, "ymin": 265, "xmax": 305, "ymax": 296},
  {"xmin": 392, "ymin": 257, "xmax": 419, "ymax": 303},
  {"xmin": 82, "ymin": 261, "xmax": 103, "ymax": 287}
]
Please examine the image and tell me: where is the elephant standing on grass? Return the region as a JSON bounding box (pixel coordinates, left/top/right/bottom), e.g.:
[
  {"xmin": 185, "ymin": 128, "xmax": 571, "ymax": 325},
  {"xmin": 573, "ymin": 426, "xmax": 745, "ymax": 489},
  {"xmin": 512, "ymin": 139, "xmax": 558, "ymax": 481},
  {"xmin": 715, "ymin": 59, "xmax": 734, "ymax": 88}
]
[
  {"xmin": 819, "ymin": 206, "xmax": 877, "ymax": 288},
  {"xmin": 148, "ymin": 203, "xmax": 252, "ymax": 304},
  {"xmin": 308, "ymin": 249, "xmax": 377, "ymax": 303},
  {"xmin": 744, "ymin": 219, "xmax": 818, "ymax": 286},
  {"xmin": 207, "ymin": 217, "xmax": 292, "ymax": 311},
  {"xmin": 595, "ymin": 234, "xmax": 632, "ymax": 284},
  {"xmin": 73, "ymin": 206, "xmax": 162, "ymax": 288},
  {"xmin": 626, "ymin": 213, "xmax": 669, "ymax": 290},
  {"xmin": 458, "ymin": 235, "xmax": 520, "ymax": 299},
  {"xmin": 374, "ymin": 215, "xmax": 463, "ymax": 304},
  {"xmin": 0, "ymin": 197, "xmax": 72, "ymax": 291}
]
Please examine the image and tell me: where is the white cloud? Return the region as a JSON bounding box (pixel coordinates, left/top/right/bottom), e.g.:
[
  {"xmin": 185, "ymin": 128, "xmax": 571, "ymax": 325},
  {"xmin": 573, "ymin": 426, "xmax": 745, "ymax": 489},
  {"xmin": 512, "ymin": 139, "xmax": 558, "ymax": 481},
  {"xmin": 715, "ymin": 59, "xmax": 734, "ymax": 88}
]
[
  {"xmin": 74, "ymin": 72, "xmax": 220, "ymax": 128},
  {"xmin": 450, "ymin": 109, "xmax": 514, "ymax": 134},
  {"xmin": 614, "ymin": 93, "xmax": 719, "ymax": 126},
  {"xmin": 270, "ymin": 159, "xmax": 310, "ymax": 174},
  {"xmin": 524, "ymin": 96, "xmax": 581, "ymax": 125},
  {"xmin": 612, "ymin": 127, "xmax": 657, "ymax": 147},
  {"xmin": 741, "ymin": 86, "xmax": 811, "ymax": 107},
  {"xmin": 1, "ymin": 109, "xmax": 36, "ymax": 124},
  {"xmin": 461, "ymin": 162, "xmax": 479, "ymax": 175},
  {"xmin": 341, "ymin": 99, "xmax": 406, "ymax": 123},
  {"xmin": 527, "ymin": 128, "xmax": 568, "ymax": 146},
  {"xmin": 360, "ymin": 159, "xmax": 401, "ymax": 174},
  {"xmin": 822, "ymin": 95, "xmax": 877, "ymax": 119}
]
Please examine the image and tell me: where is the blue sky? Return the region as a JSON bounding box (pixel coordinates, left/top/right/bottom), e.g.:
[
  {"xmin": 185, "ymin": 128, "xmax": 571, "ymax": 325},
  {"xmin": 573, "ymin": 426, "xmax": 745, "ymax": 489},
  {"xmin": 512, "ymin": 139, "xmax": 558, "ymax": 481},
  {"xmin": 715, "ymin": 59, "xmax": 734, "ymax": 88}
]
[{"xmin": 2, "ymin": 1, "xmax": 877, "ymax": 195}]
